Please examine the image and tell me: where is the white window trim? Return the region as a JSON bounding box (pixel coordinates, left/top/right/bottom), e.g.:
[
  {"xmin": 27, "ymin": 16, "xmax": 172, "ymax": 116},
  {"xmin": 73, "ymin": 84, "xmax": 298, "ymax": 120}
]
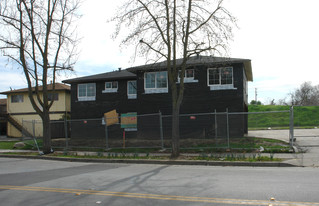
[
  {"xmin": 127, "ymin": 80, "xmax": 137, "ymax": 99},
  {"xmin": 144, "ymin": 71, "xmax": 168, "ymax": 94},
  {"xmin": 102, "ymin": 81, "xmax": 118, "ymax": 93},
  {"xmin": 207, "ymin": 67, "xmax": 236, "ymax": 90},
  {"xmin": 128, "ymin": 94, "xmax": 137, "ymax": 99},
  {"xmin": 145, "ymin": 88, "xmax": 168, "ymax": 94},
  {"xmin": 78, "ymin": 83, "xmax": 96, "ymax": 101}
]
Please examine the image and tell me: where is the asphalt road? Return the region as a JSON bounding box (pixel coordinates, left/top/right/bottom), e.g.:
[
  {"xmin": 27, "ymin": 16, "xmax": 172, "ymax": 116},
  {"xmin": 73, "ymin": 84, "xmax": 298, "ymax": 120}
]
[{"xmin": 0, "ymin": 158, "xmax": 319, "ymax": 206}]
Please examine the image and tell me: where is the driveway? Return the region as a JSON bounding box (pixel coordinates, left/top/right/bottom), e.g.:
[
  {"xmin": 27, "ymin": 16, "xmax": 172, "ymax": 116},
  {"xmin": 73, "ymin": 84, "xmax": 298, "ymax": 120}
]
[
  {"xmin": 249, "ymin": 128, "xmax": 319, "ymax": 167},
  {"xmin": 248, "ymin": 128, "xmax": 319, "ymax": 146}
]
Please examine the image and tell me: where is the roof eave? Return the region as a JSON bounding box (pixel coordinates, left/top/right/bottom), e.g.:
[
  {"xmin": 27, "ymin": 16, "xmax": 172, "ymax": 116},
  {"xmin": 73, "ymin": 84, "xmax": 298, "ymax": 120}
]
[
  {"xmin": 0, "ymin": 85, "xmax": 70, "ymax": 95},
  {"xmin": 243, "ymin": 60, "xmax": 253, "ymax": 82},
  {"xmin": 62, "ymin": 76, "xmax": 136, "ymax": 84}
]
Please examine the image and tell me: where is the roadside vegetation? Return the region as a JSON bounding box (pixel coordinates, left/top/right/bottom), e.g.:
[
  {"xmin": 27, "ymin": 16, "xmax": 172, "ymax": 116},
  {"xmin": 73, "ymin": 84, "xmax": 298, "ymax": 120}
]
[
  {"xmin": 0, "ymin": 151, "xmax": 281, "ymax": 162},
  {"xmin": 52, "ymin": 152, "xmax": 280, "ymax": 162},
  {"xmin": 0, "ymin": 140, "xmax": 42, "ymax": 150},
  {"xmin": 0, "ymin": 136, "xmax": 290, "ymax": 154}
]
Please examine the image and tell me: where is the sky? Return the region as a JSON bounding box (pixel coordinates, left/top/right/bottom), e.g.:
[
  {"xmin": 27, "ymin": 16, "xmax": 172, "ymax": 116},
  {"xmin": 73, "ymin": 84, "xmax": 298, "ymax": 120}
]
[{"xmin": 1, "ymin": 0, "xmax": 319, "ymax": 104}]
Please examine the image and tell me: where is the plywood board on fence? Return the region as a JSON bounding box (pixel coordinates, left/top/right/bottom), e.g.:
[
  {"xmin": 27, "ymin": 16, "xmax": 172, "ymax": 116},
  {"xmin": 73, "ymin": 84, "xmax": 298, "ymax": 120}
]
[
  {"xmin": 104, "ymin": 110, "xmax": 119, "ymax": 126},
  {"xmin": 121, "ymin": 113, "xmax": 137, "ymax": 128}
]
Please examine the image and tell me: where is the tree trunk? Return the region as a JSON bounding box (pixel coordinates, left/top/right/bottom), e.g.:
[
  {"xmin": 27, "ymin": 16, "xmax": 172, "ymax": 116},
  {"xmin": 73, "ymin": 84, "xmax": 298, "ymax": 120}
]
[
  {"xmin": 42, "ymin": 110, "xmax": 52, "ymax": 154},
  {"xmin": 171, "ymin": 105, "xmax": 180, "ymax": 158}
]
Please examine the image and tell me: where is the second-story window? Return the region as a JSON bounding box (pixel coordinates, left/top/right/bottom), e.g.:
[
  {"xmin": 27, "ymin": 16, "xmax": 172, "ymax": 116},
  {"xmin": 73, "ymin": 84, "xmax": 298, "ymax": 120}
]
[
  {"xmin": 78, "ymin": 83, "xmax": 96, "ymax": 101},
  {"xmin": 103, "ymin": 81, "xmax": 118, "ymax": 93},
  {"xmin": 48, "ymin": 93, "xmax": 59, "ymax": 101},
  {"xmin": 178, "ymin": 69, "xmax": 198, "ymax": 83},
  {"xmin": 207, "ymin": 67, "xmax": 235, "ymax": 90},
  {"xmin": 11, "ymin": 95, "xmax": 24, "ymax": 103},
  {"xmin": 127, "ymin": 80, "xmax": 137, "ymax": 99},
  {"xmin": 144, "ymin": 71, "xmax": 168, "ymax": 94}
]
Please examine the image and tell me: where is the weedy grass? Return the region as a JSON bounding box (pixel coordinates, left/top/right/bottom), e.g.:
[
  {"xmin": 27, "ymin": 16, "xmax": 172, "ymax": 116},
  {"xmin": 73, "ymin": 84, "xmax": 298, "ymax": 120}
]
[
  {"xmin": 196, "ymin": 153, "xmax": 280, "ymax": 162},
  {"xmin": 248, "ymin": 105, "xmax": 319, "ymax": 129},
  {"xmin": 0, "ymin": 139, "xmax": 42, "ymax": 150}
]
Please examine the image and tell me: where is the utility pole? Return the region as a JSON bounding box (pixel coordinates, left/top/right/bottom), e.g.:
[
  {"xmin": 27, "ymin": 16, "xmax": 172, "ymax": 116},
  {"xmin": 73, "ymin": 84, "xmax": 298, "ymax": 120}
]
[{"xmin": 255, "ymin": 88, "xmax": 257, "ymax": 102}]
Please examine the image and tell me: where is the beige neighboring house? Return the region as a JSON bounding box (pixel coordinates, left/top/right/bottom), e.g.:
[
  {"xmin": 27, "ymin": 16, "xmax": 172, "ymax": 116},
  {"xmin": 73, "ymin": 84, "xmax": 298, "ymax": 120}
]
[{"xmin": 0, "ymin": 83, "xmax": 70, "ymax": 138}]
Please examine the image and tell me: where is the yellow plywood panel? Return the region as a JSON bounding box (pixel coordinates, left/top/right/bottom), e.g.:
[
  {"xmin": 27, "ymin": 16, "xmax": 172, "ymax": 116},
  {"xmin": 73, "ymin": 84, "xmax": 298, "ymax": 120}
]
[{"xmin": 104, "ymin": 110, "xmax": 119, "ymax": 126}]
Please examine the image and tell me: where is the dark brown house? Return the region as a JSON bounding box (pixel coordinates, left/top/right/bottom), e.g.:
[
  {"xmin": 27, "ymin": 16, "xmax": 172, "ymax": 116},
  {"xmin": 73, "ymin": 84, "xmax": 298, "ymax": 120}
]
[
  {"xmin": 63, "ymin": 69, "xmax": 137, "ymax": 138},
  {"xmin": 0, "ymin": 99, "xmax": 7, "ymax": 135},
  {"xmin": 63, "ymin": 56, "xmax": 253, "ymax": 139}
]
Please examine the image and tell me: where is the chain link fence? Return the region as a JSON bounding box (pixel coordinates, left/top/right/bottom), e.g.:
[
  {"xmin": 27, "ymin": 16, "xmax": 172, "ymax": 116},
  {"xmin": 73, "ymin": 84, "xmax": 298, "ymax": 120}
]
[
  {"xmin": 35, "ymin": 109, "xmax": 292, "ymax": 151},
  {"xmin": 19, "ymin": 106, "xmax": 319, "ymax": 153},
  {"xmin": 18, "ymin": 109, "xmax": 299, "ymax": 152},
  {"xmin": 290, "ymin": 106, "xmax": 319, "ymax": 144},
  {"xmin": 20, "ymin": 119, "xmax": 42, "ymax": 154},
  {"xmin": 21, "ymin": 120, "xmax": 42, "ymax": 139}
]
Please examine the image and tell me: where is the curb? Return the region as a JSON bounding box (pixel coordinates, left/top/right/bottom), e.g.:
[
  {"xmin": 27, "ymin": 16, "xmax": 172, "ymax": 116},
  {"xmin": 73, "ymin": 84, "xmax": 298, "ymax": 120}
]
[{"xmin": 0, "ymin": 154, "xmax": 297, "ymax": 167}]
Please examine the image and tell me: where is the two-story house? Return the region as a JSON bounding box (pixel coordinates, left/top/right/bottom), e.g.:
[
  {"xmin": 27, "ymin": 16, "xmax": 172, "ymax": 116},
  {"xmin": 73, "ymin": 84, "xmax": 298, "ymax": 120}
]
[
  {"xmin": 63, "ymin": 55, "xmax": 253, "ymax": 140},
  {"xmin": 0, "ymin": 83, "xmax": 71, "ymax": 138}
]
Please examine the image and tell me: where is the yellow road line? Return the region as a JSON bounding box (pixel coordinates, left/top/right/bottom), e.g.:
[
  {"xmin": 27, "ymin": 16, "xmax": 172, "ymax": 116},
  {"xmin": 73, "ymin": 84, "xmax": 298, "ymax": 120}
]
[{"xmin": 0, "ymin": 185, "xmax": 318, "ymax": 206}]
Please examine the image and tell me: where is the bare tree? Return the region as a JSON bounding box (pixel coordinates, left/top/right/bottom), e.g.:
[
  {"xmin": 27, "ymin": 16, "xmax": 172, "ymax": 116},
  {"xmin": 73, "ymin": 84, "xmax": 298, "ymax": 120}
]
[
  {"xmin": 288, "ymin": 82, "xmax": 319, "ymax": 106},
  {"xmin": 278, "ymin": 97, "xmax": 289, "ymax": 106},
  {"xmin": 111, "ymin": 0, "xmax": 236, "ymax": 157},
  {"xmin": 0, "ymin": 0, "xmax": 81, "ymax": 154}
]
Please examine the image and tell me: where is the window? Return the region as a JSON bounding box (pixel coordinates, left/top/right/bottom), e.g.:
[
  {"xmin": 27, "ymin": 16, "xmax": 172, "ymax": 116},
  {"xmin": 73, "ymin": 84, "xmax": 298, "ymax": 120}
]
[
  {"xmin": 78, "ymin": 83, "xmax": 96, "ymax": 101},
  {"xmin": 127, "ymin": 80, "xmax": 137, "ymax": 99},
  {"xmin": 178, "ymin": 69, "xmax": 198, "ymax": 83},
  {"xmin": 105, "ymin": 81, "xmax": 117, "ymax": 89},
  {"xmin": 48, "ymin": 93, "xmax": 59, "ymax": 101},
  {"xmin": 144, "ymin": 71, "xmax": 168, "ymax": 93},
  {"xmin": 11, "ymin": 95, "xmax": 23, "ymax": 103},
  {"xmin": 185, "ymin": 69, "xmax": 194, "ymax": 78},
  {"xmin": 145, "ymin": 73, "xmax": 156, "ymax": 89},
  {"xmin": 103, "ymin": 81, "xmax": 118, "ymax": 93},
  {"xmin": 208, "ymin": 67, "xmax": 235, "ymax": 90}
]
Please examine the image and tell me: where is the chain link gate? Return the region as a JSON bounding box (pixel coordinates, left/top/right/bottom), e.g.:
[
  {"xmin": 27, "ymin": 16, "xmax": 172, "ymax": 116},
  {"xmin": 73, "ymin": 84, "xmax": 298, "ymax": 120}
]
[{"xmin": 290, "ymin": 106, "xmax": 319, "ymax": 147}]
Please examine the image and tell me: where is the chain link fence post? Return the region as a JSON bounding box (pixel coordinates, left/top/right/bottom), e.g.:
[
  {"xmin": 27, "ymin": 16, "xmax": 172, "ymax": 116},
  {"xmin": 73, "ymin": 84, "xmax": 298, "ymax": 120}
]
[
  {"xmin": 159, "ymin": 111, "xmax": 164, "ymax": 149},
  {"xmin": 289, "ymin": 106, "xmax": 294, "ymax": 148},
  {"xmin": 226, "ymin": 108, "xmax": 230, "ymax": 149},
  {"xmin": 21, "ymin": 119, "xmax": 24, "ymax": 141},
  {"xmin": 64, "ymin": 118, "xmax": 69, "ymax": 151},
  {"xmin": 214, "ymin": 110, "xmax": 218, "ymax": 147},
  {"xmin": 32, "ymin": 120, "xmax": 35, "ymax": 138},
  {"xmin": 32, "ymin": 120, "xmax": 41, "ymax": 154},
  {"xmin": 104, "ymin": 118, "xmax": 109, "ymax": 150}
]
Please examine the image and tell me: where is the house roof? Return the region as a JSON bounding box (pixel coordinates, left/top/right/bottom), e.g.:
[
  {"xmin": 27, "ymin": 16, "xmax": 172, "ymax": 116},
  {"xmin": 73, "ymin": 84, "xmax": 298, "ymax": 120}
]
[
  {"xmin": 62, "ymin": 69, "xmax": 136, "ymax": 84},
  {"xmin": 0, "ymin": 99, "xmax": 6, "ymax": 105},
  {"xmin": 0, "ymin": 83, "xmax": 70, "ymax": 95},
  {"xmin": 127, "ymin": 56, "xmax": 253, "ymax": 81}
]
